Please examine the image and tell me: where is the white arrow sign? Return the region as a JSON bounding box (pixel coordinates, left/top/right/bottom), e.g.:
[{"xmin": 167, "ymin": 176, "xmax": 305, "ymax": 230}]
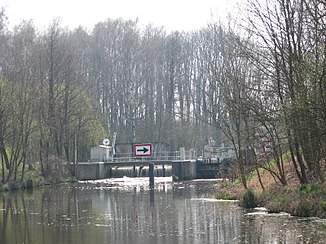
[{"xmin": 134, "ymin": 143, "xmax": 153, "ymax": 157}]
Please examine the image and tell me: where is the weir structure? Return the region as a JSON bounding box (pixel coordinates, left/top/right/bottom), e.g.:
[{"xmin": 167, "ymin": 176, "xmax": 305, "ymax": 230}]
[
  {"xmin": 75, "ymin": 159, "xmax": 198, "ymax": 181},
  {"xmin": 74, "ymin": 141, "xmax": 231, "ymax": 182},
  {"xmin": 76, "ymin": 147, "xmax": 198, "ymax": 181}
]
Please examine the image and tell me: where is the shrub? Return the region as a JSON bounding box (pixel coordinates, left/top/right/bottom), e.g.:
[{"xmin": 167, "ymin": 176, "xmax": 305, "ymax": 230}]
[{"xmin": 242, "ymin": 188, "xmax": 257, "ymax": 208}]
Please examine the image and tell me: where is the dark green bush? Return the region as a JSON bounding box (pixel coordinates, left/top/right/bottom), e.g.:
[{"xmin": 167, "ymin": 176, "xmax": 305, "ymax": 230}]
[{"xmin": 243, "ymin": 188, "xmax": 257, "ymax": 208}]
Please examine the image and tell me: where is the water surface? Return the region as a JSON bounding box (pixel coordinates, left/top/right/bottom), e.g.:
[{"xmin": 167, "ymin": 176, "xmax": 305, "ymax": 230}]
[{"xmin": 0, "ymin": 177, "xmax": 325, "ymax": 243}]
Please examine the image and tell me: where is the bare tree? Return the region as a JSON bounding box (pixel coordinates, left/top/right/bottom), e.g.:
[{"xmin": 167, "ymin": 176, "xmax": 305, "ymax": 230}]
[{"xmin": 247, "ymin": 0, "xmax": 326, "ymax": 183}]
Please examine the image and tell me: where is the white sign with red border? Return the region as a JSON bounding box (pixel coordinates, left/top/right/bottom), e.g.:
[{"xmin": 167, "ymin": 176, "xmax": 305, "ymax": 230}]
[{"xmin": 134, "ymin": 143, "xmax": 153, "ymax": 157}]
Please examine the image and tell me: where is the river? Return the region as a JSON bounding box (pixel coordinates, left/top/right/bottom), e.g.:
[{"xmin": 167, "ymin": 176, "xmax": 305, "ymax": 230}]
[{"xmin": 1, "ymin": 177, "xmax": 326, "ymax": 244}]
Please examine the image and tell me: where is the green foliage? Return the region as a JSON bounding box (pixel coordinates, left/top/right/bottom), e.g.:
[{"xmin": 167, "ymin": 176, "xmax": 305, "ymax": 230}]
[
  {"xmin": 215, "ymin": 192, "xmax": 237, "ymax": 200},
  {"xmin": 300, "ymin": 184, "xmax": 319, "ymax": 197},
  {"xmin": 86, "ymin": 119, "xmax": 107, "ymax": 146}
]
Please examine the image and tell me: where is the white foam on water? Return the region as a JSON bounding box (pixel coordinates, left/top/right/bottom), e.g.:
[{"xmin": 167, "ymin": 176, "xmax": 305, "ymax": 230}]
[
  {"xmin": 79, "ymin": 176, "xmax": 173, "ymax": 187},
  {"xmin": 246, "ymin": 211, "xmax": 291, "ymax": 217},
  {"xmin": 191, "ymin": 198, "xmax": 239, "ymax": 203}
]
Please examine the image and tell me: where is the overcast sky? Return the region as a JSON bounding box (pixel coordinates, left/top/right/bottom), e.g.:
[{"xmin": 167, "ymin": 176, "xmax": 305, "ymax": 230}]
[{"xmin": 1, "ymin": 0, "xmax": 241, "ymax": 32}]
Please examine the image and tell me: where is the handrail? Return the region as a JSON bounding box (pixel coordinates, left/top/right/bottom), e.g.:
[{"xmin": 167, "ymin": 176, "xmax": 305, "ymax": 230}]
[{"xmin": 90, "ymin": 149, "xmax": 197, "ymax": 162}]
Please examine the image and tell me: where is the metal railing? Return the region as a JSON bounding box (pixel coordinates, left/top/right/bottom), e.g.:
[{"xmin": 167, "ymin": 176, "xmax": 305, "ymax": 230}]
[
  {"xmin": 112, "ymin": 151, "xmax": 182, "ymax": 162},
  {"xmin": 90, "ymin": 150, "xmax": 197, "ymax": 163}
]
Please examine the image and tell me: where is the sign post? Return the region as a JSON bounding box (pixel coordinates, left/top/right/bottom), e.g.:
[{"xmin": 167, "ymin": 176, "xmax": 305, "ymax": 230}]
[{"xmin": 133, "ymin": 143, "xmax": 153, "ymax": 157}]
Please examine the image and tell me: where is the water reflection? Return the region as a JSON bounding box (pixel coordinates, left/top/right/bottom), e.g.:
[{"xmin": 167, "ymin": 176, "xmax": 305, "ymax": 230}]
[
  {"xmin": 243, "ymin": 211, "xmax": 326, "ymax": 244},
  {"xmin": 0, "ymin": 178, "xmax": 325, "ymax": 244}
]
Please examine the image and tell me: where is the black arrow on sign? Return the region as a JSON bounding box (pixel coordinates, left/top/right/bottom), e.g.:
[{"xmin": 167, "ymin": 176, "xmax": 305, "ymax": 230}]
[{"xmin": 137, "ymin": 147, "xmax": 149, "ymax": 153}]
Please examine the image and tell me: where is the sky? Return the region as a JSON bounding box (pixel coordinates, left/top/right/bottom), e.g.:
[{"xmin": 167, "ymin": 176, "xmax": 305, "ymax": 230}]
[{"xmin": 1, "ymin": 0, "xmax": 241, "ymax": 32}]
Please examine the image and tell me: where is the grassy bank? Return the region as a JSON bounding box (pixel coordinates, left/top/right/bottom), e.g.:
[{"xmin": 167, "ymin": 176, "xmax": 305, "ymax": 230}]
[
  {"xmin": 247, "ymin": 163, "xmax": 326, "ymax": 218},
  {"xmin": 216, "ymin": 162, "xmax": 326, "ymax": 218}
]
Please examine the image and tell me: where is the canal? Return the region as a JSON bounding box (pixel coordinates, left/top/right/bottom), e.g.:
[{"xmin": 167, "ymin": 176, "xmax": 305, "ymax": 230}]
[{"xmin": 1, "ymin": 177, "xmax": 326, "ymax": 243}]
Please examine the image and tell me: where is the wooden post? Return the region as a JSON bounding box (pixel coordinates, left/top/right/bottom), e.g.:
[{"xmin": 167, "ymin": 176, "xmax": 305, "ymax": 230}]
[
  {"xmin": 133, "ymin": 165, "xmax": 136, "ymax": 177},
  {"xmin": 149, "ymin": 163, "xmax": 154, "ymax": 188}
]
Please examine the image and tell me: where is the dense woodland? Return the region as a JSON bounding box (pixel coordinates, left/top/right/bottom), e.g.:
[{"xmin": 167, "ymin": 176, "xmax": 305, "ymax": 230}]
[{"xmin": 0, "ymin": 0, "xmax": 325, "ymax": 188}]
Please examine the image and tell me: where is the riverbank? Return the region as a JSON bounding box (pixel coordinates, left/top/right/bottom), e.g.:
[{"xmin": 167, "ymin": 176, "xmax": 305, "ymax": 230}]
[
  {"xmin": 216, "ymin": 163, "xmax": 326, "ymax": 218},
  {"xmin": 0, "ymin": 168, "xmax": 77, "ymax": 192}
]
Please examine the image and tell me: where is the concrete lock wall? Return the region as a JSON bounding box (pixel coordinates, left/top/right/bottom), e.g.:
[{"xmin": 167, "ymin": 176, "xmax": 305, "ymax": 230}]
[
  {"xmin": 172, "ymin": 160, "xmax": 197, "ymax": 181},
  {"xmin": 77, "ymin": 162, "xmax": 108, "ymax": 180}
]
